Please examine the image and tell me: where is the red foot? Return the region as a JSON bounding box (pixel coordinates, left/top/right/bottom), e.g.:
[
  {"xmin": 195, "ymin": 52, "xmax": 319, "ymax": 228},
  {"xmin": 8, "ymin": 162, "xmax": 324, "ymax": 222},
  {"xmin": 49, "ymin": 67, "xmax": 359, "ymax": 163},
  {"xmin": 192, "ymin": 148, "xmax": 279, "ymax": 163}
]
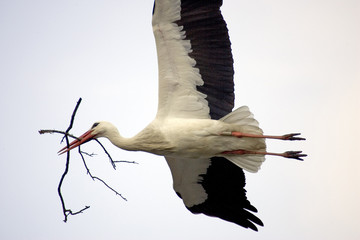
[
  {"xmin": 282, "ymin": 151, "xmax": 307, "ymax": 160},
  {"xmin": 221, "ymin": 149, "xmax": 307, "ymax": 161},
  {"xmin": 281, "ymin": 133, "xmax": 306, "ymax": 141}
]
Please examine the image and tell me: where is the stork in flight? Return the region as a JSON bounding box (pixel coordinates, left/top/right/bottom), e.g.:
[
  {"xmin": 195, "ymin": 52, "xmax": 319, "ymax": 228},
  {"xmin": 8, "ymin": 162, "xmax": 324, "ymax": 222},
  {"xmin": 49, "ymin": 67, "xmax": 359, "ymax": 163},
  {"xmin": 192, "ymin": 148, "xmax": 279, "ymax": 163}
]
[{"xmin": 59, "ymin": 0, "xmax": 306, "ymax": 231}]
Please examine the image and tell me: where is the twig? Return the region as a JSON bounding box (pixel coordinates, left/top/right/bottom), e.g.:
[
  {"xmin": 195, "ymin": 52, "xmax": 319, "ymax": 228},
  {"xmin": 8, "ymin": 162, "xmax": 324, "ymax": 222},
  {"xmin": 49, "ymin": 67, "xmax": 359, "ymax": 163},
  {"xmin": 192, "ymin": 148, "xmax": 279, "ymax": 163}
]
[
  {"xmin": 95, "ymin": 139, "xmax": 117, "ymax": 170},
  {"xmin": 94, "ymin": 139, "xmax": 138, "ymax": 165},
  {"xmin": 80, "ymin": 151, "xmax": 97, "ymax": 157},
  {"xmin": 61, "ymin": 98, "xmax": 82, "ymax": 143},
  {"xmin": 39, "ymin": 98, "xmax": 135, "ymax": 222},
  {"xmin": 39, "ymin": 130, "xmax": 79, "ymax": 140},
  {"xmin": 64, "ymin": 206, "xmax": 90, "ymax": 217},
  {"xmin": 114, "ymin": 160, "xmax": 138, "ymax": 164},
  {"xmin": 58, "ymin": 98, "xmax": 85, "ymax": 222},
  {"xmin": 78, "ymin": 146, "xmax": 127, "ymax": 201}
]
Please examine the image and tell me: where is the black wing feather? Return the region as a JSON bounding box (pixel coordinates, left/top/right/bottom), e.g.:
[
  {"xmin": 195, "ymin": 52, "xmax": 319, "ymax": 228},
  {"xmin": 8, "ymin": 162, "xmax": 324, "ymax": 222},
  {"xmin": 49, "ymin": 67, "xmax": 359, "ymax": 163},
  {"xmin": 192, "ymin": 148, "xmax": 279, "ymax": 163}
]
[
  {"xmin": 187, "ymin": 157, "xmax": 263, "ymax": 231},
  {"xmin": 175, "ymin": 0, "xmax": 234, "ymax": 120},
  {"xmin": 154, "ymin": 0, "xmax": 263, "ymax": 231},
  {"xmin": 176, "ymin": 0, "xmax": 263, "ymax": 231}
]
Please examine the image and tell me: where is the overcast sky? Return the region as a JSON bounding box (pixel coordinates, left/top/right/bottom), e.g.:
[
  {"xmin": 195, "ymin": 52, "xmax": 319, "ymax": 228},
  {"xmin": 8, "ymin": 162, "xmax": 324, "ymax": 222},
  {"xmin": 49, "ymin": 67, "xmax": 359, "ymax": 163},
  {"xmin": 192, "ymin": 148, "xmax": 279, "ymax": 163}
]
[{"xmin": 1, "ymin": 0, "xmax": 359, "ymax": 239}]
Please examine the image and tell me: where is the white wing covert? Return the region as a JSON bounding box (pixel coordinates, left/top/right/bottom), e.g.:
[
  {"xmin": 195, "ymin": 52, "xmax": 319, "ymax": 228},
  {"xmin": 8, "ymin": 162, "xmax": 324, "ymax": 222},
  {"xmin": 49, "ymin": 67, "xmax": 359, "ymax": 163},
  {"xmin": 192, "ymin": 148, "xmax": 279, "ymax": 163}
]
[
  {"xmin": 152, "ymin": 0, "xmax": 263, "ymax": 231},
  {"xmin": 152, "ymin": 0, "xmax": 210, "ymax": 119}
]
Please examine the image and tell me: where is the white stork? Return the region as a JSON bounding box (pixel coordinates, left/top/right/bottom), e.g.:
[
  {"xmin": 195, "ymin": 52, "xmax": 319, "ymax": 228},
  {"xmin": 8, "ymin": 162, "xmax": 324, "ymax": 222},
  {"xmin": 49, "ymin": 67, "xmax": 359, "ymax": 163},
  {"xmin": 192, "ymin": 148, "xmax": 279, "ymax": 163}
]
[{"xmin": 59, "ymin": 0, "xmax": 306, "ymax": 231}]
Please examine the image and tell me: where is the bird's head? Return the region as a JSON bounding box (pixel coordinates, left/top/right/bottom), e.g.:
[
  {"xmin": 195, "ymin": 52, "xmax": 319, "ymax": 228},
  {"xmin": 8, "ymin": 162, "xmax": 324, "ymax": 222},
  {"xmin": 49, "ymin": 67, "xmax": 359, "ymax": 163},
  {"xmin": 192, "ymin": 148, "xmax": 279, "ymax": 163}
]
[{"xmin": 58, "ymin": 121, "xmax": 116, "ymax": 155}]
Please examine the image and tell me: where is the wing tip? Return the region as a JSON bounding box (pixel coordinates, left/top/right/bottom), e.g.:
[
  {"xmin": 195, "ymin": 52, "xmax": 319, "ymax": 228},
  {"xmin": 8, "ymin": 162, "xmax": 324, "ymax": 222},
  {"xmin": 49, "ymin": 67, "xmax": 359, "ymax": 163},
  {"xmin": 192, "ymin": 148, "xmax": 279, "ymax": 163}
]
[{"xmin": 187, "ymin": 203, "xmax": 264, "ymax": 231}]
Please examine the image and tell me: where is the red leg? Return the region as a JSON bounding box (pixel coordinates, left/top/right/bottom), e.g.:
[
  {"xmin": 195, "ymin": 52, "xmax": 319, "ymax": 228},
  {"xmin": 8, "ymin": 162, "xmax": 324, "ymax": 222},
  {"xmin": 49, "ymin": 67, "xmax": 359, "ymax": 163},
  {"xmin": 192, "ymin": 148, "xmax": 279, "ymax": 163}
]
[
  {"xmin": 222, "ymin": 132, "xmax": 305, "ymax": 141},
  {"xmin": 222, "ymin": 149, "xmax": 307, "ymax": 161}
]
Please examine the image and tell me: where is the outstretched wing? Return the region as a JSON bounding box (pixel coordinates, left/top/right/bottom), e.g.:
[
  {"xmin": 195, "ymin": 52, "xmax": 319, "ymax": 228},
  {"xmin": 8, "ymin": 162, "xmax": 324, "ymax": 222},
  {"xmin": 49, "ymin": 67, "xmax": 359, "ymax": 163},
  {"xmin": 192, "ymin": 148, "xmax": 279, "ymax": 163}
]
[
  {"xmin": 166, "ymin": 156, "xmax": 263, "ymax": 231},
  {"xmin": 153, "ymin": 0, "xmax": 263, "ymax": 230},
  {"xmin": 152, "ymin": 0, "xmax": 234, "ymax": 120}
]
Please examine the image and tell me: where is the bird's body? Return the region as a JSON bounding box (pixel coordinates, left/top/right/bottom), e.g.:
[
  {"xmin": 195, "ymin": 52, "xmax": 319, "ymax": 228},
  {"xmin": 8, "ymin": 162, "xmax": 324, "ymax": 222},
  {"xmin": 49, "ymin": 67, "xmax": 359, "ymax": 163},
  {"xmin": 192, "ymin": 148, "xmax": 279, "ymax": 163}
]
[
  {"xmin": 91, "ymin": 106, "xmax": 265, "ymax": 168},
  {"xmin": 60, "ymin": 0, "xmax": 306, "ymax": 231}
]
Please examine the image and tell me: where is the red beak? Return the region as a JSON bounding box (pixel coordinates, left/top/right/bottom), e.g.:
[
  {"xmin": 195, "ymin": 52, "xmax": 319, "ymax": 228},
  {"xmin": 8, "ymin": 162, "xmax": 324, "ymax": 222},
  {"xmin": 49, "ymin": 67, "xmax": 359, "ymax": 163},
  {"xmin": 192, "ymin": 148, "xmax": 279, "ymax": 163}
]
[{"xmin": 58, "ymin": 130, "xmax": 96, "ymax": 155}]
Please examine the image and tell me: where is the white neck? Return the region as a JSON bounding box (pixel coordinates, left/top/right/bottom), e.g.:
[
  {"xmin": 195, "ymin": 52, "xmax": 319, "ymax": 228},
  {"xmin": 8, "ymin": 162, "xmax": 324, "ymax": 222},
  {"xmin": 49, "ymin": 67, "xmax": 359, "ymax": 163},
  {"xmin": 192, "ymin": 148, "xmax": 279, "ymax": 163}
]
[
  {"xmin": 101, "ymin": 123, "xmax": 172, "ymax": 155},
  {"xmin": 104, "ymin": 129, "xmax": 139, "ymax": 151}
]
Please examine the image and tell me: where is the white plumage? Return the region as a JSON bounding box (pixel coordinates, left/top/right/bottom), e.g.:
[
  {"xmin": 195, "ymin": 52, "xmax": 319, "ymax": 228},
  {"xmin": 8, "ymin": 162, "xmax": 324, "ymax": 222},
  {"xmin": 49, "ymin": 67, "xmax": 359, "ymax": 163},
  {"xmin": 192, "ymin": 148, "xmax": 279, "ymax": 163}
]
[{"xmin": 59, "ymin": 0, "xmax": 305, "ymax": 231}]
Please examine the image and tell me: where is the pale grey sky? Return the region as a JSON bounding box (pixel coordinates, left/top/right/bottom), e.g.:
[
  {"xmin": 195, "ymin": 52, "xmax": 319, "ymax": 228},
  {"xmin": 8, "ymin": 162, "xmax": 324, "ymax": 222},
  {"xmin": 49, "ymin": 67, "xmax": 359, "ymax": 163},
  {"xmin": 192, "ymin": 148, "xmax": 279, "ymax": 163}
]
[{"xmin": 1, "ymin": 0, "xmax": 359, "ymax": 239}]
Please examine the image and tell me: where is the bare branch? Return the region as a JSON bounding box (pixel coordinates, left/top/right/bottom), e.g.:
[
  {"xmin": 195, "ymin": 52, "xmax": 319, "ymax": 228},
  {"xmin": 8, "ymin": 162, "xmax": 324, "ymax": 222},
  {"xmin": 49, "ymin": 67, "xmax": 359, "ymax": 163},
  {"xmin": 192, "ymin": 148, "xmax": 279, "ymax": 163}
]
[
  {"xmin": 80, "ymin": 151, "xmax": 97, "ymax": 157},
  {"xmin": 61, "ymin": 98, "xmax": 83, "ymax": 143},
  {"xmin": 39, "ymin": 98, "xmax": 135, "ymax": 222},
  {"xmin": 58, "ymin": 98, "xmax": 86, "ymax": 222},
  {"xmin": 65, "ymin": 206, "xmax": 90, "ymax": 217},
  {"xmin": 114, "ymin": 160, "xmax": 139, "ymax": 164},
  {"xmin": 78, "ymin": 146, "xmax": 127, "ymax": 201},
  {"xmin": 94, "ymin": 139, "xmax": 138, "ymax": 166},
  {"xmin": 39, "ymin": 129, "xmax": 79, "ymax": 140},
  {"xmin": 94, "ymin": 139, "xmax": 117, "ymax": 170}
]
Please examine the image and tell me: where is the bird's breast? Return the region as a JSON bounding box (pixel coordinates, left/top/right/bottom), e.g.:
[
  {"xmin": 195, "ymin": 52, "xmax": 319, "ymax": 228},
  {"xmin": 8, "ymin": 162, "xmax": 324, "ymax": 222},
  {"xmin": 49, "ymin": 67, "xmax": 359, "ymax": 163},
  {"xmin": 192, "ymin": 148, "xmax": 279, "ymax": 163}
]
[
  {"xmin": 139, "ymin": 118, "xmax": 265, "ymax": 159},
  {"xmin": 153, "ymin": 118, "xmax": 227, "ymax": 158}
]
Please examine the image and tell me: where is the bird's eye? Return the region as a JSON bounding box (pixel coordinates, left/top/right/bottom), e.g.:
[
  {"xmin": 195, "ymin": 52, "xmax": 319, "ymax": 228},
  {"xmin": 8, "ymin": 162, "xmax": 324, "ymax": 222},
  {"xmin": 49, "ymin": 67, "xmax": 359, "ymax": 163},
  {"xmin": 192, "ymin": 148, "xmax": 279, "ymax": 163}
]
[{"xmin": 92, "ymin": 122, "xmax": 100, "ymax": 129}]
